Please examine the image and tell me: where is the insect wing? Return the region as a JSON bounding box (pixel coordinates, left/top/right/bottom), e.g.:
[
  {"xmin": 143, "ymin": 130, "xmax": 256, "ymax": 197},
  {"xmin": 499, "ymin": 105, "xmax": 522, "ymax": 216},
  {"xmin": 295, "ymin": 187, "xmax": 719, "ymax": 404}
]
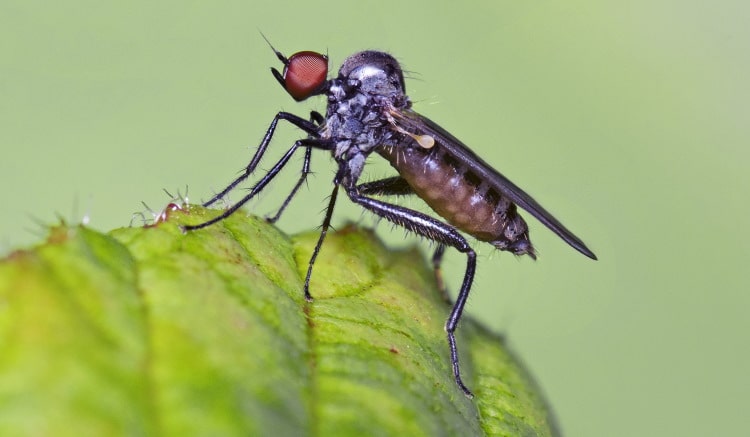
[{"xmin": 397, "ymin": 110, "xmax": 596, "ymax": 260}]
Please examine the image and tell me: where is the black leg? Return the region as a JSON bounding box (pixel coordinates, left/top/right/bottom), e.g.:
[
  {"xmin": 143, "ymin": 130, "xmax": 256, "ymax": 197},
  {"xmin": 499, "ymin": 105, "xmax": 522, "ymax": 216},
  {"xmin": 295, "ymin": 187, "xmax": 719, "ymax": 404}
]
[
  {"xmin": 357, "ymin": 176, "xmax": 414, "ymax": 196},
  {"xmin": 266, "ymin": 146, "xmax": 312, "ymax": 223},
  {"xmin": 309, "ymin": 111, "xmax": 325, "ymax": 126},
  {"xmin": 266, "ymin": 111, "xmax": 324, "ymax": 223},
  {"xmin": 203, "ymin": 112, "xmax": 319, "ymax": 208},
  {"xmin": 182, "ymin": 138, "xmax": 331, "ymax": 231},
  {"xmin": 431, "ymin": 244, "xmax": 452, "ymax": 303},
  {"xmin": 303, "ymin": 183, "xmax": 339, "ymax": 301},
  {"xmin": 357, "ymin": 178, "xmax": 453, "ymax": 303},
  {"xmin": 344, "ymin": 185, "xmax": 476, "ymax": 398}
]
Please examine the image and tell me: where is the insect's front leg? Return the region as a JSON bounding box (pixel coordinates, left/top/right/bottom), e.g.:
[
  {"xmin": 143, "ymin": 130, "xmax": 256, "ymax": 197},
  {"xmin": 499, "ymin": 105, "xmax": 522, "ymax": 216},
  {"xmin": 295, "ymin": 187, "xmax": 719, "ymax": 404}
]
[
  {"xmin": 344, "ymin": 183, "xmax": 477, "ymax": 398},
  {"xmin": 183, "ymin": 138, "xmax": 332, "ymax": 232},
  {"xmin": 203, "ymin": 111, "xmax": 319, "ymax": 208},
  {"xmin": 267, "ymin": 111, "xmax": 324, "ymax": 223}
]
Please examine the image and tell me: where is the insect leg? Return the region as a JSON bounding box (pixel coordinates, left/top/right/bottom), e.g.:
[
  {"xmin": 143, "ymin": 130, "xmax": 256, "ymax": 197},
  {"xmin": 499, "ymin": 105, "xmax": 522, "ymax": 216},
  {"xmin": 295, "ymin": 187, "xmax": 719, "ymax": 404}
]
[
  {"xmin": 303, "ymin": 183, "xmax": 339, "ymax": 301},
  {"xmin": 267, "ymin": 111, "xmax": 325, "ymax": 223},
  {"xmin": 356, "ymin": 177, "xmax": 452, "ymax": 302},
  {"xmin": 265, "ymin": 146, "xmax": 312, "ymax": 223},
  {"xmin": 431, "ymin": 244, "xmax": 452, "ymax": 303},
  {"xmin": 183, "ymin": 138, "xmax": 331, "ymax": 231},
  {"xmin": 357, "ymin": 176, "xmax": 414, "ymax": 196},
  {"xmin": 344, "ymin": 185, "xmax": 476, "ymax": 397},
  {"xmin": 203, "ymin": 112, "xmax": 319, "ymax": 208}
]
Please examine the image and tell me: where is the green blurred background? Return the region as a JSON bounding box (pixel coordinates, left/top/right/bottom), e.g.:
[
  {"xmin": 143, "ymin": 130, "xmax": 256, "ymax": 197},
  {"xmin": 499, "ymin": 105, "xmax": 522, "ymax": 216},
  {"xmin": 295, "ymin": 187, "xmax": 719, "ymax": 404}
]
[{"xmin": 1, "ymin": 1, "xmax": 747, "ymax": 435}]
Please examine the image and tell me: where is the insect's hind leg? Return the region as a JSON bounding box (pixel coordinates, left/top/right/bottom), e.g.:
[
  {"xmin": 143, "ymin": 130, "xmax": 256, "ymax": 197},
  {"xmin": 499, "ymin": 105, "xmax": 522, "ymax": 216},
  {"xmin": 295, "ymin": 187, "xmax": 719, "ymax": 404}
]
[
  {"xmin": 431, "ymin": 244, "xmax": 452, "ymax": 304},
  {"xmin": 357, "ymin": 176, "xmax": 413, "ymax": 196},
  {"xmin": 344, "ymin": 184, "xmax": 477, "ymax": 398},
  {"xmin": 356, "ymin": 177, "xmax": 451, "ymax": 303}
]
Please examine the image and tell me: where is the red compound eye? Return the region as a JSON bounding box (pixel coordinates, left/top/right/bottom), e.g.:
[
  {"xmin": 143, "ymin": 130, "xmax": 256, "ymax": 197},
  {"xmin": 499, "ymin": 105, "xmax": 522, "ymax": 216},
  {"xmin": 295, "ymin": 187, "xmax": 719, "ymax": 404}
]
[{"xmin": 282, "ymin": 51, "xmax": 328, "ymax": 101}]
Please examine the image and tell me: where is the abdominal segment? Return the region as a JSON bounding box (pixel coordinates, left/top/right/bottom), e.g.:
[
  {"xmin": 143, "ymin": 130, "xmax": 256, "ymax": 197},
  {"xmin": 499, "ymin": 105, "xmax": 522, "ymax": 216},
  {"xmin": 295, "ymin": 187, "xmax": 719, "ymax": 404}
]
[{"xmin": 378, "ymin": 144, "xmax": 525, "ymax": 244}]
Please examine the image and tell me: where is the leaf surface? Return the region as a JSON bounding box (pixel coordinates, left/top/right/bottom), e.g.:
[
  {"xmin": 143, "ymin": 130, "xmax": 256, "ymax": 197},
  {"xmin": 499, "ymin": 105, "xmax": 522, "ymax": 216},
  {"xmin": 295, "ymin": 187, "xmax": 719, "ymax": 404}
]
[{"xmin": 0, "ymin": 206, "xmax": 556, "ymax": 436}]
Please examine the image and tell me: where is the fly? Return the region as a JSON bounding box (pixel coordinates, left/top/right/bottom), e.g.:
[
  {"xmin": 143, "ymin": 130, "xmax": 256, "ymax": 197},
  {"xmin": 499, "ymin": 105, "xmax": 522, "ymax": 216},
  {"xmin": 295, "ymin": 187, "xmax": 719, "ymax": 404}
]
[{"xmin": 181, "ymin": 41, "xmax": 597, "ymax": 398}]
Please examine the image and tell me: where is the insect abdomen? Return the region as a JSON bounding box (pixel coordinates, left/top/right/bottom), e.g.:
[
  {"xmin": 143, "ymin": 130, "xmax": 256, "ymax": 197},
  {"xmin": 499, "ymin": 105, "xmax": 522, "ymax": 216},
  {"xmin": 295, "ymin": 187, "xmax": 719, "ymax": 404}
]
[{"xmin": 378, "ymin": 144, "xmax": 534, "ymax": 256}]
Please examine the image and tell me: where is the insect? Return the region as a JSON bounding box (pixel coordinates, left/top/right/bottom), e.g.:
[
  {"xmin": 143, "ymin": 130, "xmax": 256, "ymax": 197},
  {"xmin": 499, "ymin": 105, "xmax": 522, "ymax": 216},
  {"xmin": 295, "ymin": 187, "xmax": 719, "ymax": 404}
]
[{"xmin": 182, "ymin": 41, "xmax": 597, "ymax": 398}]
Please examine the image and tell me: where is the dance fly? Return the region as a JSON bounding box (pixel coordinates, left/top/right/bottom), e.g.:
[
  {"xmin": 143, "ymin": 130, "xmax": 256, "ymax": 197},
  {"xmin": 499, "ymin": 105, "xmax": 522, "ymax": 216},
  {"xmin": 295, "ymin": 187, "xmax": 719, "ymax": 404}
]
[{"xmin": 182, "ymin": 42, "xmax": 597, "ymax": 397}]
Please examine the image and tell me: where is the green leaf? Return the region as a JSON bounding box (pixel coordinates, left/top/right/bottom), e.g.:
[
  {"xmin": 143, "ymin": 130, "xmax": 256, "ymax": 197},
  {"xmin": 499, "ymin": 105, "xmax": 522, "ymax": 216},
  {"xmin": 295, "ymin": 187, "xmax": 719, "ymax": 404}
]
[{"xmin": 0, "ymin": 205, "xmax": 557, "ymax": 436}]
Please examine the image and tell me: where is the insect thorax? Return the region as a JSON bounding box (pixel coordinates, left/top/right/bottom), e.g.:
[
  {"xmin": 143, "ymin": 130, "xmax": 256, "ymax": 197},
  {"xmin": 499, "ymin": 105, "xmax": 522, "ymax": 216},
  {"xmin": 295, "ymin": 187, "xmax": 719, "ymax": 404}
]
[{"xmin": 322, "ymin": 51, "xmax": 411, "ymax": 184}]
